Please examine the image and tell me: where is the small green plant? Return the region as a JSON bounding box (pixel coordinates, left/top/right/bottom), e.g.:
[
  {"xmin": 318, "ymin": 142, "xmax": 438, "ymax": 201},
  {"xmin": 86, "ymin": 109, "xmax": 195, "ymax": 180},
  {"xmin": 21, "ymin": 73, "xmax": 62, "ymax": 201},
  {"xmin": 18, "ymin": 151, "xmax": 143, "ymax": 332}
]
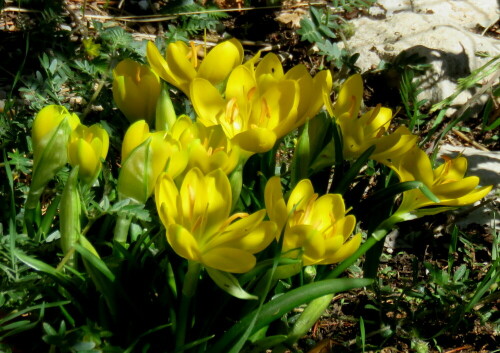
[{"xmin": 297, "ymin": 1, "xmax": 375, "ymax": 72}]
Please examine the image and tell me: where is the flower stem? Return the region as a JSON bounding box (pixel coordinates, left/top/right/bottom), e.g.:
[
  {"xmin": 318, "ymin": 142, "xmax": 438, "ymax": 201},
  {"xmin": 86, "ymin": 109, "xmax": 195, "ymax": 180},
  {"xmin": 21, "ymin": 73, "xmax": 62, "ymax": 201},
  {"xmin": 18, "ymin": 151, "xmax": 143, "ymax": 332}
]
[
  {"xmin": 176, "ymin": 261, "xmax": 201, "ymax": 352},
  {"xmin": 113, "ymin": 213, "xmax": 132, "ymax": 244}
]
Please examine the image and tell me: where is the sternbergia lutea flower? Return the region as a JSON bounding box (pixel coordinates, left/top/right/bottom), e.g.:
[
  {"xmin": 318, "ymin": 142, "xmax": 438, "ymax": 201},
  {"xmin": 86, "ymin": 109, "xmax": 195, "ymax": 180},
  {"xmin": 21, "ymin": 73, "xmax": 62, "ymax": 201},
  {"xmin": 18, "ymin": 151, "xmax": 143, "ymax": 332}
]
[
  {"xmin": 147, "ymin": 39, "xmax": 244, "ymax": 97},
  {"xmin": 388, "ymin": 147, "xmax": 493, "ymax": 219},
  {"xmin": 190, "ymin": 53, "xmax": 332, "ymax": 154},
  {"xmin": 155, "ymin": 168, "xmax": 276, "ymax": 273},
  {"xmin": 265, "ymin": 176, "xmax": 361, "ymax": 266},
  {"xmin": 67, "ymin": 123, "xmax": 109, "ymax": 185},
  {"xmin": 323, "ymin": 74, "xmax": 416, "ymax": 162}
]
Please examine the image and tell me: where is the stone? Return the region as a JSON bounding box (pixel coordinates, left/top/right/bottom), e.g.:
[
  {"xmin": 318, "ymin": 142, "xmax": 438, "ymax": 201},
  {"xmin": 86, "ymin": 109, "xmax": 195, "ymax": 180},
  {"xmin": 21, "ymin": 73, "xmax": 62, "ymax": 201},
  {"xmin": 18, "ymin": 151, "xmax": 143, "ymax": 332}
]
[{"xmin": 340, "ymin": 0, "xmax": 500, "ymax": 111}]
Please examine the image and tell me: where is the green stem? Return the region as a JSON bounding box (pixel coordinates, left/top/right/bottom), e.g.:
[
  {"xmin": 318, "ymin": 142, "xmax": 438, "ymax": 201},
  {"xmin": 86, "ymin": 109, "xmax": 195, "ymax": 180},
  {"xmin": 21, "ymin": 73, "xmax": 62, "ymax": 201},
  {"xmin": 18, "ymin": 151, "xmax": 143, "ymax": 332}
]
[
  {"xmin": 176, "ymin": 261, "xmax": 201, "ymax": 352},
  {"xmin": 113, "ymin": 213, "xmax": 132, "ymax": 244}
]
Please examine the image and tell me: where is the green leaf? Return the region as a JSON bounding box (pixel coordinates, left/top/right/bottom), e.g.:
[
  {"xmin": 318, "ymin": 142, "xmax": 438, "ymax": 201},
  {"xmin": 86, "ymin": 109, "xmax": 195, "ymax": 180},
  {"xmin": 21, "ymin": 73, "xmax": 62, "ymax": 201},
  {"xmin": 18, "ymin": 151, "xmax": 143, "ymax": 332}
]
[
  {"xmin": 14, "ymin": 250, "xmax": 68, "ymax": 282},
  {"xmin": 297, "ymin": 18, "xmax": 322, "ymax": 43},
  {"xmin": 206, "ymin": 267, "xmax": 258, "ymax": 300},
  {"xmin": 74, "ymin": 244, "xmax": 114, "ymax": 282},
  {"xmin": 317, "ymin": 40, "xmax": 341, "ymax": 61}
]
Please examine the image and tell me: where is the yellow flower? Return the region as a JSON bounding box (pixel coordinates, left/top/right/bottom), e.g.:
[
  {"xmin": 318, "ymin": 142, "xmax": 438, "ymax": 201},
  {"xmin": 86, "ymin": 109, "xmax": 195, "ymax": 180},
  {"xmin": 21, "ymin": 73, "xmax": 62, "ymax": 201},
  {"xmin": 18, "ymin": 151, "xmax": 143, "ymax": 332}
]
[
  {"xmin": 324, "ymin": 74, "xmax": 416, "ymax": 162},
  {"xmin": 389, "ymin": 147, "xmax": 493, "ymax": 217},
  {"xmin": 112, "ymin": 59, "xmax": 161, "ymax": 124},
  {"xmin": 191, "ymin": 56, "xmax": 332, "ymax": 154},
  {"xmin": 146, "ymin": 39, "xmax": 243, "ymax": 97},
  {"xmin": 118, "ymin": 120, "xmax": 187, "ymax": 204},
  {"xmin": 170, "ymin": 115, "xmax": 240, "ymax": 175},
  {"xmin": 67, "ymin": 123, "xmax": 109, "ymax": 184},
  {"xmin": 27, "ymin": 105, "xmax": 80, "ymax": 208},
  {"xmin": 265, "ymin": 176, "xmax": 361, "ymax": 266},
  {"xmin": 155, "ymin": 168, "xmax": 276, "ymax": 273}
]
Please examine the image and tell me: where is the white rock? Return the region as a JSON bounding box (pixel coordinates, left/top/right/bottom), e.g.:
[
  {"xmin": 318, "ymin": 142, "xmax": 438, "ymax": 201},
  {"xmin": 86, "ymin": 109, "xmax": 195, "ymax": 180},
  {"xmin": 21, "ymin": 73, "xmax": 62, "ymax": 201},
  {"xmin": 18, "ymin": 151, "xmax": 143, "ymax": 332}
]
[
  {"xmin": 375, "ymin": 0, "xmax": 499, "ymax": 28},
  {"xmin": 340, "ymin": 5, "xmax": 500, "ymax": 109}
]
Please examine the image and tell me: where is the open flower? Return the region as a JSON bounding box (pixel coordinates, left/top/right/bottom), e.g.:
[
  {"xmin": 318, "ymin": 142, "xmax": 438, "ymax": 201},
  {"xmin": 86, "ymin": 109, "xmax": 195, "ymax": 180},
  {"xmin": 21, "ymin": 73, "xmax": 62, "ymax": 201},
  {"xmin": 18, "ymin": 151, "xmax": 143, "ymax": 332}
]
[
  {"xmin": 323, "ymin": 74, "xmax": 416, "ymax": 162},
  {"xmin": 67, "ymin": 123, "xmax": 109, "ymax": 184},
  {"xmin": 27, "ymin": 105, "xmax": 80, "ymax": 208},
  {"xmin": 155, "ymin": 168, "xmax": 276, "ymax": 273},
  {"xmin": 147, "ymin": 39, "xmax": 243, "ymax": 97},
  {"xmin": 191, "ymin": 55, "xmax": 332, "ymax": 154},
  {"xmin": 170, "ymin": 115, "xmax": 240, "ymax": 175},
  {"xmin": 389, "ymin": 147, "xmax": 493, "ymax": 218},
  {"xmin": 118, "ymin": 120, "xmax": 187, "ymax": 204},
  {"xmin": 112, "ymin": 59, "xmax": 161, "ymax": 124},
  {"xmin": 265, "ymin": 176, "xmax": 361, "ymax": 266}
]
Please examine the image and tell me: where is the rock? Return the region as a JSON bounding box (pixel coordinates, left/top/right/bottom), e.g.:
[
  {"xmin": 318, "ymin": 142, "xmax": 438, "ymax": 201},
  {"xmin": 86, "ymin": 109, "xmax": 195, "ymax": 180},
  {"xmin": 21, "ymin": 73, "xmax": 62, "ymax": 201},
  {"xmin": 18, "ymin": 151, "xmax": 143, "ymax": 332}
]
[
  {"xmin": 375, "ymin": 0, "xmax": 499, "ymax": 28},
  {"xmin": 341, "ymin": 0, "xmax": 500, "ymax": 111}
]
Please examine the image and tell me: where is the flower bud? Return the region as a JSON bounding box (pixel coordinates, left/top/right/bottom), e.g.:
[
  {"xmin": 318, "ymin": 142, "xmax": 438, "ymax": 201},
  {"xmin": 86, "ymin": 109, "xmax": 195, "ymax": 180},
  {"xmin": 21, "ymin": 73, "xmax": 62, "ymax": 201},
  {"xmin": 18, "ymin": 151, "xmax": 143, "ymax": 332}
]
[
  {"xmin": 67, "ymin": 124, "xmax": 109, "ymax": 185},
  {"xmin": 27, "ymin": 105, "xmax": 80, "ymax": 209}
]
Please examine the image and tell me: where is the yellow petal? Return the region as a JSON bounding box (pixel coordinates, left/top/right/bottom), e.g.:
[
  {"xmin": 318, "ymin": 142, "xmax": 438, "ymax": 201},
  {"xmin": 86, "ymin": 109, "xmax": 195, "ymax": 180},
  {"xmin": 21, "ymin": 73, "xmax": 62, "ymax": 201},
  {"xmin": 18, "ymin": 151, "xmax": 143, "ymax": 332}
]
[
  {"xmin": 155, "ymin": 172, "xmax": 180, "ymax": 226},
  {"xmin": 191, "ymin": 78, "xmax": 226, "ymax": 127},
  {"xmin": 265, "ymin": 176, "xmax": 288, "ymax": 232},
  {"xmin": 255, "ymin": 52, "xmax": 284, "ymax": 85},
  {"xmin": 320, "ymin": 233, "xmax": 362, "ymax": 265},
  {"xmin": 287, "ymin": 179, "xmax": 314, "ymax": 215},
  {"xmin": 197, "ymin": 38, "xmax": 244, "ymax": 84},
  {"xmin": 231, "ymin": 128, "xmax": 277, "ymax": 153},
  {"xmin": 201, "ymin": 247, "xmax": 256, "ymax": 273},
  {"xmin": 433, "ymin": 176, "xmax": 479, "ymax": 199},
  {"xmin": 167, "ymin": 224, "xmax": 201, "ymax": 262},
  {"xmin": 434, "ymin": 156, "xmax": 467, "ymax": 181},
  {"xmin": 206, "ymin": 210, "xmax": 270, "ymax": 251},
  {"xmin": 32, "ymin": 105, "xmax": 71, "ymax": 149},
  {"xmin": 76, "ymin": 138, "xmax": 99, "ymax": 182},
  {"xmin": 204, "ymin": 169, "xmax": 232, "ymax": 236},
  {"xmin": 121, "ymin": 120, "xmax": 150, "ymax": 161},
  {"xmin": 165, "ymin": 41, "xmax": 197, "ymax": 94},
  {"xmin": 333, "ymin": 74, "xmax": 363, "ymax": 119}
]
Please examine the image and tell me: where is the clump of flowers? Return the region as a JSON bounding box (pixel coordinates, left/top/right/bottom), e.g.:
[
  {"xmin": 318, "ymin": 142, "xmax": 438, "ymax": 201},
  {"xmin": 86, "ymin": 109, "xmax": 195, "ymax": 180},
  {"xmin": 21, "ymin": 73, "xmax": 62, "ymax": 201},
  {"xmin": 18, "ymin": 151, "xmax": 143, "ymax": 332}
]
[{"xmin": 21, "ymin": 36, "xmax": 493, "ymax": 353}]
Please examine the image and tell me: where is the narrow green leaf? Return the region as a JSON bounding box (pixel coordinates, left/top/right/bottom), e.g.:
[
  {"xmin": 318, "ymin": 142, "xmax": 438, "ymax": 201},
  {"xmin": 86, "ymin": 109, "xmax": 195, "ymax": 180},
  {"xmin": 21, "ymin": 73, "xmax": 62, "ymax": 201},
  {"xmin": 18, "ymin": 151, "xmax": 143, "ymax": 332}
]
[
  {"xmin": 14, "ymin": 250, "xmax": 67, "ymax": 282},
  {"xmin": 332, "ymin": 145, "xmax": 375, "ymax": 194},
  {"xmin": 208, "ymin": 278, "xmax": 372, "ymax": 352},
  {"xmin": 74, "ymin": 244, "xmax": 115, "ymax": 282},
  {"xmin": 418, "ymin": 183, "xmax": 441, "ymax": 203}
]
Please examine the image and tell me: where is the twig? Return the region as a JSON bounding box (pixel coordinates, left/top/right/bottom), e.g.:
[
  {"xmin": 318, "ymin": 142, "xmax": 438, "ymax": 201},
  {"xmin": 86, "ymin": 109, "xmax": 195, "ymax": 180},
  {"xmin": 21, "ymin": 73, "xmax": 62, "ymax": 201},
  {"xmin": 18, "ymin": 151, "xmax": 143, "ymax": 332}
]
[
  {"xmin": 443, "ymin": 345, "xmax": 473, "ymax": 353},
  {"xmin": 452, "ymin": 129, "xmax": 490, "ymax": 151}
]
